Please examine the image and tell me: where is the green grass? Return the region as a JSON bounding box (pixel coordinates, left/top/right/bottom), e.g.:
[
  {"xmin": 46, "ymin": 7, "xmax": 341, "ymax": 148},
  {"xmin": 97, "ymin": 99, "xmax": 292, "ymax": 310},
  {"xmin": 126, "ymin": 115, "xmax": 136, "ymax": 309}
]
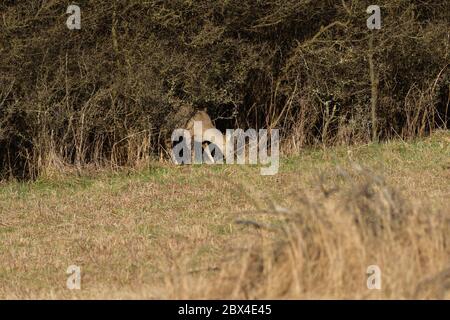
[{"xmin": 0, "ymin": 130, "xmax": 449, "ymax": 299}]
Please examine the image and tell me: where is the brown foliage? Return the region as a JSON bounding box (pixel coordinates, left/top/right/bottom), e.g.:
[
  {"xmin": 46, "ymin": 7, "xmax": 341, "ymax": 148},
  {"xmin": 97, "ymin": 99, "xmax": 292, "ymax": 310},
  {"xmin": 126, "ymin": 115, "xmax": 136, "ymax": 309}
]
[{"xmin": 0, "ymin": 1, "xmax": 449, "ymax": 178}]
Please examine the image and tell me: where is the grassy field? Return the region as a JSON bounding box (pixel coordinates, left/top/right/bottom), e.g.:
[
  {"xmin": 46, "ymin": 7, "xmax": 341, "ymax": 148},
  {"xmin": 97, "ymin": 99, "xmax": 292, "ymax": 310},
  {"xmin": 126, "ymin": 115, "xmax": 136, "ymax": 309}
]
[{"xmin": 1, "ymin": 131, "xmax": 449, "ymax": 299}]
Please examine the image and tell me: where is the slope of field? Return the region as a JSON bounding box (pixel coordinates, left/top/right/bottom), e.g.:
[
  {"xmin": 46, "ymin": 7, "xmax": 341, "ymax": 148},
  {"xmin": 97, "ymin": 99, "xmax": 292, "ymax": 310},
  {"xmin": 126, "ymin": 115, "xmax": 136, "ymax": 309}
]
[{"xmin": 0, "ymin": 131, "xmax": 449, "ymax": 299}]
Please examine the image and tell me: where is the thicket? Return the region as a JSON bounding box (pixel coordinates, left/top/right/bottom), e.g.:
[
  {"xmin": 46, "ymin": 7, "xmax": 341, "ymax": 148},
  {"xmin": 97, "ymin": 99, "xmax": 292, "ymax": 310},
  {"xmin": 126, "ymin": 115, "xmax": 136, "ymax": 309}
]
[{"xmin": 0, "ymin": 0, "xmax": 449, "ymax": 179}]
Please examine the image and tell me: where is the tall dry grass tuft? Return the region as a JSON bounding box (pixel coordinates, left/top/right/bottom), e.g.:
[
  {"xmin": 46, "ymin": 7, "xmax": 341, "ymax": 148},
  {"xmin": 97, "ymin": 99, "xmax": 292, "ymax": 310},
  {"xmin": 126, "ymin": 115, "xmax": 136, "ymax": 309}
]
[{"xmin": 165, "ymin": 167, "xmax": 450, "ymax": 299}]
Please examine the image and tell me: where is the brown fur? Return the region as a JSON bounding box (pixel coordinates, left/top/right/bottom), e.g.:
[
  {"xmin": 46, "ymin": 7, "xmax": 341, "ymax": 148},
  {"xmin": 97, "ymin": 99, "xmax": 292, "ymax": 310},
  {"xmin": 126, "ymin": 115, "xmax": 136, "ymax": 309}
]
[
  {"xmin": 184, "ymin": 110, "xmax": 216, "ymax": 139},
  {"xmin": 167, "ymin": 110, "xmax": 222, "ymax": 161}
]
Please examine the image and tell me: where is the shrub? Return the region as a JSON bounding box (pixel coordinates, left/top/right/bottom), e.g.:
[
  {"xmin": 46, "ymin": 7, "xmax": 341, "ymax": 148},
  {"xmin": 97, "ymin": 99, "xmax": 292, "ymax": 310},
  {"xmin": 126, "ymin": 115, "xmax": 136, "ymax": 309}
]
[{"xmin": 0, "ymin": 1, "xmax": 449, "ymax": 178}]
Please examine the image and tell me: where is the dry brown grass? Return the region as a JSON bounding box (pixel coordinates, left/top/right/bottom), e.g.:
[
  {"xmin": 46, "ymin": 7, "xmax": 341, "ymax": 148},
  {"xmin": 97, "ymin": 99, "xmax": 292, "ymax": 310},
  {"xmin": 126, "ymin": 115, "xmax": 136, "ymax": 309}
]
[
  {"xmin": 172, "ymin": 167, "xmax": 450, "ymax": 299},
  {"xmin": 0, "ymin": 131, "xmax": 449, "ymax": 299}
]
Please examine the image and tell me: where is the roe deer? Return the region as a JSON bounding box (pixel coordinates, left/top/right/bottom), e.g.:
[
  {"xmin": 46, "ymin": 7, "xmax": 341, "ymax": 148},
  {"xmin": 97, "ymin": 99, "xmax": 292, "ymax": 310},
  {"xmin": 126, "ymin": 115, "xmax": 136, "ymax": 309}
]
[{"xmin": 172, "ymin": 109, "xmax": 225, "ymax": 164}]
